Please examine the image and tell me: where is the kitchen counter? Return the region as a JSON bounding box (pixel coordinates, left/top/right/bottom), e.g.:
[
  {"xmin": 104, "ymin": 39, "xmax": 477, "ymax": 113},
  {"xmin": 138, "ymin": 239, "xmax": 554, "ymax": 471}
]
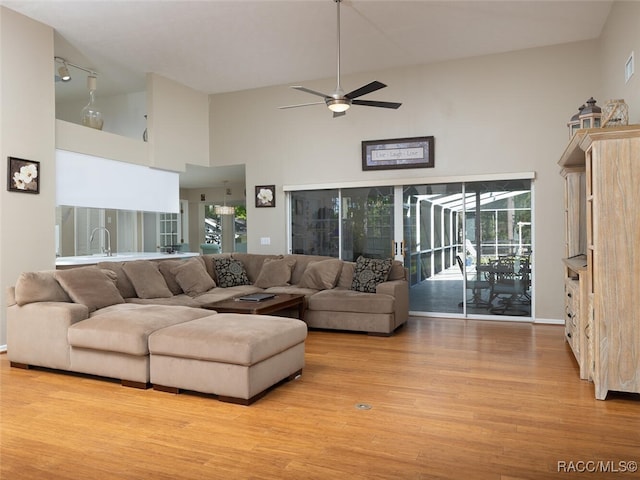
[{"xmin": 56, "ymin": 252, "xmax": 200, "ymax": 268}]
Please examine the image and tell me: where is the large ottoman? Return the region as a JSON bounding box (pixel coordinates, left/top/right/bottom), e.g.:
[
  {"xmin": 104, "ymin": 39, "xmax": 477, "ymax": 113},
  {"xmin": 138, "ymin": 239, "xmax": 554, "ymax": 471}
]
[{"xmin": 148, "ymin": 313, "xmax": 307, "ymax": 405}]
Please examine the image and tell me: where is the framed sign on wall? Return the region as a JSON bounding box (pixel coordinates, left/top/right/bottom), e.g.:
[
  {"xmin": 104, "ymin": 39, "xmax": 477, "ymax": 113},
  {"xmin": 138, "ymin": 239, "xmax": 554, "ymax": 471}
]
[{"xmin": 362, "ymin": 136, "xmax": 434, "ymax": 171}]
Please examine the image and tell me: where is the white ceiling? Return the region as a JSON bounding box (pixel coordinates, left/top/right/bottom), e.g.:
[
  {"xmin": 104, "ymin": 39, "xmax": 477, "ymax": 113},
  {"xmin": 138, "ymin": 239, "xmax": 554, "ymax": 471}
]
[{"xmin": 1, "ymin": 0, "xmax": 614, "ymax": 188}]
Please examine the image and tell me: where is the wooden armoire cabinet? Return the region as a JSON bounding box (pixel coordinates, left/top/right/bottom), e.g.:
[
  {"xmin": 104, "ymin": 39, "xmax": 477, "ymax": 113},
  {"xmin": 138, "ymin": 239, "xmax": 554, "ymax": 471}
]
[{"xmin": 559, "ymin": 126, "xmax": 640, "ymax": 400}]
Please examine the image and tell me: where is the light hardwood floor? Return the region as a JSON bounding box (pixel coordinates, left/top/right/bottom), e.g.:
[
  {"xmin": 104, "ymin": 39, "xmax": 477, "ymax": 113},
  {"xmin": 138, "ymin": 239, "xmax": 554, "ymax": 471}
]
[{"xmin": 1, "ymin": 317, "xmax": 639, "ymax": 480}]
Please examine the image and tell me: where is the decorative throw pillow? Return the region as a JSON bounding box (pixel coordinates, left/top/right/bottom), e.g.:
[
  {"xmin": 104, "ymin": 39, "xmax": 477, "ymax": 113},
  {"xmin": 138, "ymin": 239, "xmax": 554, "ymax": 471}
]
[
  {"xmin": 157, "ymin": 259, "xmax": 186, "ymax": 295},
  {"xmin": 97, "ymin": 262, "xmax": 138, "ymax": 298},
  {"xmin": 54, "ymin": 267, "xmax": 125, "ymax": 313},
  {"xmin": 299, "ymin": 259, "xmax": 343, "ymax": 290},
  {"xmin": 214, "ymin": 257, "xmax": 250, "ymax": 288},
  {"xmin": 14, "ymin": 271, "xmax": 72, "ymax": 306},
  {"xmin": 350, "ymin": 256, "xmax": 393, "ymax": 293},
  {"xmin": 387, "ymin": 261, "xmax": 407, "ymax": 281},
  {"xmin": 254, "ymin": 257, "xmax": 296, "ymax": 289},
  {"xmin": 122, "ymin": 261, "xmax": 173, "ymax": 299},
  {"xmin": 172, "ymin": 257, "xmax": 216, "ymax": 296}
]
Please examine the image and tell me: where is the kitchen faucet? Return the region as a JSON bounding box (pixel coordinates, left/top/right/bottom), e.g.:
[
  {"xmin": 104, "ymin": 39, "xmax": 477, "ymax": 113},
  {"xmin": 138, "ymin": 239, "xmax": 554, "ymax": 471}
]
[{"xmin": 89, "ymin": 227, "xmax": 112, "ymax": 256}]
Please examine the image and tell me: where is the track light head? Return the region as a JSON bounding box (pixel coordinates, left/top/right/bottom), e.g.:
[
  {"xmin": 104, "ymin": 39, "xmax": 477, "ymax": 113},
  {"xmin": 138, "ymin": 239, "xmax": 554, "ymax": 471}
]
[{"xmin": 58, "ymin": 63, "xmax": 71, "ymax": 82}]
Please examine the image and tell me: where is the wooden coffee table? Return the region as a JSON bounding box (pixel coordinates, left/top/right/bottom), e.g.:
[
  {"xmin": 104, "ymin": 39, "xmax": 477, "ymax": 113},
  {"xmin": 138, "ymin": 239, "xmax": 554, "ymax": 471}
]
[{"xmin": 201, "ymin": 293, "xmax": 306, "ymax": 320}]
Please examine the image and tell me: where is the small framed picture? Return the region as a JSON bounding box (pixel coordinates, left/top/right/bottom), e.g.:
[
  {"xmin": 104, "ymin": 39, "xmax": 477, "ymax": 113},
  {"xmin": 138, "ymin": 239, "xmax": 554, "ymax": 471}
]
[
  {"xmin": 7, "ymin": 157, "xmax": 40, "ymax": 194},
  {"xmin": 255, "ymin": 185, "xmax": 275, "ymax": 208}
]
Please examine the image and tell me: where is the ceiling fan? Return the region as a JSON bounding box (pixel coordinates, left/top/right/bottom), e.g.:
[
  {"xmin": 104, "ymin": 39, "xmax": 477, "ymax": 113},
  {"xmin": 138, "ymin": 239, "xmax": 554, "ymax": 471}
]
[{"xmin": 279, "ymin": 0, "xmax": 401, "ymax": 118}]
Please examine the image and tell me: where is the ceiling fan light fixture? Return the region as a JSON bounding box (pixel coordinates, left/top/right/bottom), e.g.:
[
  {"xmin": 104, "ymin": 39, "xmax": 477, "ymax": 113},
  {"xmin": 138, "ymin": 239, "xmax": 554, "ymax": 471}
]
[{"xmin": 327, "ymin": 98, "xmax": 350, "ymax": 113}]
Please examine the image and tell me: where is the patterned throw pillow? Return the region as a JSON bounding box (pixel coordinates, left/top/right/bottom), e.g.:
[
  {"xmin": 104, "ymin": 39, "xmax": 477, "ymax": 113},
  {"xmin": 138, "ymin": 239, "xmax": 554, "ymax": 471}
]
[
  {"xmin": 350, "ymin": 256, "xmax": 393, "ymax": 293},
  {"xmin": 214, "ymin": 257, "xmax": 250, "ymax": 288}
]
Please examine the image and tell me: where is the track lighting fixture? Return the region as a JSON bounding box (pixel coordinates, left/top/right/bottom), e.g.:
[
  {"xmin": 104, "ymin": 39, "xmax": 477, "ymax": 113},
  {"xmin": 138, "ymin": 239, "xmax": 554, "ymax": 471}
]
[
  {"xmin": 57, "ymin": 61, "xmax": 71, "ymax": 82},
  {"xmin": 54, "ymin": 56, "xmax": 99, "ymax": 83}
]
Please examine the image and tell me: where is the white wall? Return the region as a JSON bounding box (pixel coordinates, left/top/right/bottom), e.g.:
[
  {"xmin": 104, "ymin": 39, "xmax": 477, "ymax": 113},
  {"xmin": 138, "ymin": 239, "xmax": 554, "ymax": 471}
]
[
  {"xmin": 600, "ymin": 1, "xmax": 640, "ymax": 117},
  {"xmin": 147, "ymin": 73, "xmax": 210, "ymax": 171},
  {"xmin": 210, "ymin": 40, "xmax": 605, "ymax": 321},
  {"xmin": 0, "ymin": 7, "xmax": 56, "ymax": 347}
]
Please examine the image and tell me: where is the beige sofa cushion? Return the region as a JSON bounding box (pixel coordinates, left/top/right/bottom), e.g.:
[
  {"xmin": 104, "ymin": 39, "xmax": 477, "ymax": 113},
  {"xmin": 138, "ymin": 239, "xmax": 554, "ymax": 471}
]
[
  {"xmin": 308, "ymin": 288, "xmax": 395, "ymax": 314},
  {"xmin": 172, "ymin": 257, "xmax": 216, "ymax": 296},
  {"xmin": 231, "ymin": 253, "xmax": 281, "ymax": 282},
  {"xmin": 55, "ymin": 267, "xmax": 125, "ymax": 313},
  {"xmin": 388, "ymin": 260, "xmax": 406, "ymax": 281},
  {"xmin": 298, "ymin": 259, "xmax": 343, "ymax": 290},
  {"xmin": 97, "ymin": 262, "xmax": 138, "ymax": 298},
  {"xmin": 14, "ymin": 270, "xmax": 71, "ymax": 306},
  {"xmin": 286, "ymin": 254, "xmax": 334, "ymax": 285},
  {"xmin": 68, "ymin": 304, "xmax": 211, "ymax": 356},
  {"xmin": 148, "ymin": 313, "xmax": 307, "ymax": 366},
  {"xmin": 254, "ymin": 257, "xmax": 296, "ymax": 288},
  {"xmin": 123, "ymin": 261, "xmax": 173, "ymax": 299},
  {"xmin": 156, "ymin": 259, "xmax": 185, "ymax": 295}
]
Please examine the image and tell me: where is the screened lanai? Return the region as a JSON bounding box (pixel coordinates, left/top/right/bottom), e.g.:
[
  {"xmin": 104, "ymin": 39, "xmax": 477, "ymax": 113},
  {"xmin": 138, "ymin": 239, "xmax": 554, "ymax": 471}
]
[
  {"xmin": 288, "ymin": 177, "xmax": 532, "ymax": 319},
  {"xmin": 404, "ymin": 179, "xmax": 532, "ymax": 317}
]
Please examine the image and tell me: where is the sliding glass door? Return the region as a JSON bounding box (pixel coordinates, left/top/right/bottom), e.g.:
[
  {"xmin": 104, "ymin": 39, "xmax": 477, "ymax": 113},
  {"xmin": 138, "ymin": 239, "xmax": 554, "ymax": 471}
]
[
  {"xmin": 403, "ymin": 179, "xmax": 531, "ymax": 317},
  {"xmin": 288, "ymin": 178, "xmax": 532, "ymax": 318}
]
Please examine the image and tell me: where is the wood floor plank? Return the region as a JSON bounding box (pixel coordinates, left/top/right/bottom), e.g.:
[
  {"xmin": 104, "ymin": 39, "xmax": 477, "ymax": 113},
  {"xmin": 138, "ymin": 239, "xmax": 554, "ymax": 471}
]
[{"xmin": 1, "ymin": 317, "xmax": 639, "ymax": 479}]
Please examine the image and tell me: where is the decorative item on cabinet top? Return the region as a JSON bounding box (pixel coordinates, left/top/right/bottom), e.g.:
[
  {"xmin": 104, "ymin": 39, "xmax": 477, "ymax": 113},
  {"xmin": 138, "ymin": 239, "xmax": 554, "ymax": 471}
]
[
  {"xmin": 601, "ymin": 99, "xmax": 629, "ymax": 127},
  {"xmin": 567, "ymin": 97, "xmax": 603, "ymax": 138},
  {"xmin": 567, "ymin": 104, "xmax": 585, "ymax": 138},
  {"xmin": 578, "ymin": 97, "xmax": 601, "ymax": 129}
]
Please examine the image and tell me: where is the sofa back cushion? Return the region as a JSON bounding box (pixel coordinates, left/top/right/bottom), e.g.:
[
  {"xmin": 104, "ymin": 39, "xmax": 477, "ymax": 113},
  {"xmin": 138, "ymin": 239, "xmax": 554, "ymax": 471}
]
[
  {"xmin": 156, "ymin": 259, "xmax": 186, "ymax": 295},
  {"xmin": 298, "ymin": 259, "xmax": 343, "ymax": 290},
  {"xmin": 231, "ymin": 253, "xmax": 281, "ymax": 283},
  {"xmin": 254, "ymin": 257, "xmax": 296, "ymax": 288},
  {"xmin": 14, "ymin": 270, "xmax": 71, "ymax": 306},
  {"xmin": 97, "ymin": 262, "xmax": 138, "ymax": 298},
  {"xmin": 337, "ymin": 262, "xmax": 355, "ymax": 288},
  {"xmin": 172, "ymin": 257, "xmax": 216, "ymax": 296},
  {"xmin": 54, "ymin": 267, "xmax": 125, "ymax": 313},
  {"xmin": 201, "ymin": 253, "xmax": 231, "ymax": 283},
  {"xmin": 388, "ymin": 261, "xmax": 407, "ymax": 281},
  {"xmin": 286, "ymin": 254, "xmax": 335, "ymax": 285},
  {"xmin": 122, "ymin": 261, "xmax": 173, "ymax": 299}
]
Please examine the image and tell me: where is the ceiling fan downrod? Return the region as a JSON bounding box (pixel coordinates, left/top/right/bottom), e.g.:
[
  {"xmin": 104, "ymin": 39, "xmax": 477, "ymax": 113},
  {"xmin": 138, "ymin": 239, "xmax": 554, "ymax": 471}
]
[{"xmin": 334, "ymin": 0, "xmax": 345, "ymax": 99}]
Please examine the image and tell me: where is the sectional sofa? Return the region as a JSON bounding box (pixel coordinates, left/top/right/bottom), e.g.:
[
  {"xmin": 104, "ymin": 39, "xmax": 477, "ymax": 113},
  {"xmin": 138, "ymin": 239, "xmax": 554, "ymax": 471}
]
[{"xmin": 6, "ymin": 253, "xmax": 409, "ymax": 403}]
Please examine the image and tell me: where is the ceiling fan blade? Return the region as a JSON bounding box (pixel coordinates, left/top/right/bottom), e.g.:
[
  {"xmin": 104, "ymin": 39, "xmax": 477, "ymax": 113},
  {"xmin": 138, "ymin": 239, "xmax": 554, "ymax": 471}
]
[
  {"xmin": 345, "ymin": 81, "xmax": 387, "ymax": 100},
  {"xmin": 333, "ymin": 111, "xmax": 347, "ymax": 119},
  {"xmin": 278, "ymin": 101, "xmax": 326, "ymax": 109},
  {"xmin": 352, "ymin": 99, "xmax": 402, "ymax": 109},
  {"xmin": 291, "ymin": 86, "xmax": 331, "ymax": 99}
]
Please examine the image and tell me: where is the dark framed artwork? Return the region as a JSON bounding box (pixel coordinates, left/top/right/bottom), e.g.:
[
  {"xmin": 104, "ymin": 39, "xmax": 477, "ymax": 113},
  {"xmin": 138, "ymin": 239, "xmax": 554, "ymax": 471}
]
[
  {"xmin": 362, "ymin": 136, "xmax": 435, "ymax": 171},
  {"xmin": 7, "ymin": 157, "xmax": 40, "ymax": 194},
  {"xmin": 255, "ymin": 185, "xmax": 275, "ymax": 208}
]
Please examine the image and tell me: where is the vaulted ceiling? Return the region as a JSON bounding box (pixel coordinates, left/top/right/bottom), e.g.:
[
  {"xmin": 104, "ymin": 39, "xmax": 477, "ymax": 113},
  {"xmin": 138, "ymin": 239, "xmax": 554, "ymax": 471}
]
[
  {"xmin": 3, "ymin": 0, "xmax": 613, "ymax": 100},
  {"xmin": 0, "ymin": 0, "xmax": 614, "ymax": 188}
]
